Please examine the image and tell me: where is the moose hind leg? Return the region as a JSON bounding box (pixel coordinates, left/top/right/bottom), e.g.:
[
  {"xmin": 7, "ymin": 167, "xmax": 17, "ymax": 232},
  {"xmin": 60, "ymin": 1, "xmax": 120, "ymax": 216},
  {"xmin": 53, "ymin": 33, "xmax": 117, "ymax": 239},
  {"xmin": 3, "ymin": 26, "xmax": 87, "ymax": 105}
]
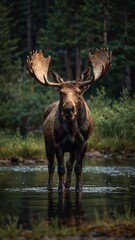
[
  {"xmin": 46, "ymin": 141, "xmax": 55, "ymax": 191},
  {"xmin": 65, "ymin": 152, "xmax": 75, "ymax": 190},
  {"xmin": 74, "ymin": 141, "xmax": 87, "ymax": 191}
]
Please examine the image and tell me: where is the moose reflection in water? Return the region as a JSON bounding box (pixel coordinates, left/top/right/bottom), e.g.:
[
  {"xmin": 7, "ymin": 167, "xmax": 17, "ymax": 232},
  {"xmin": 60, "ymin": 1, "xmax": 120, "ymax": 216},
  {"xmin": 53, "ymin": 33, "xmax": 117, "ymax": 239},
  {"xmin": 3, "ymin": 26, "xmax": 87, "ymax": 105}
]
[
  {"xmin": 47, "ymin": 192, "xmax": 85, "ymax": 227},
  {"xmin": 27, "ymin": 48, "xmax": 112, "ymax": 191}
]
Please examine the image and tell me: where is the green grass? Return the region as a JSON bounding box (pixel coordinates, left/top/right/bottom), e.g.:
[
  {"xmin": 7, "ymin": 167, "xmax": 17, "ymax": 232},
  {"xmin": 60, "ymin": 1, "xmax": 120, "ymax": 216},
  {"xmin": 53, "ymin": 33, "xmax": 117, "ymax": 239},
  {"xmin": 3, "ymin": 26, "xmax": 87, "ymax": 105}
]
[
  {"xmin": 0, "ymin": 216, "xmax": 21, "ymax": 240},
  {"xmin": 88, "ymin": 134, "xmax": 135, "ymax": 152},
  {"xmin": 0, "ymin": 131, "xmax": 134, "ymax": 161},
  {"xmin": 0, "ymin": 131, "xmax": 45, "ymax": 160},
  {"xmin": 0, "ymin": 208, "xmax": 135, "ymax": 239}
]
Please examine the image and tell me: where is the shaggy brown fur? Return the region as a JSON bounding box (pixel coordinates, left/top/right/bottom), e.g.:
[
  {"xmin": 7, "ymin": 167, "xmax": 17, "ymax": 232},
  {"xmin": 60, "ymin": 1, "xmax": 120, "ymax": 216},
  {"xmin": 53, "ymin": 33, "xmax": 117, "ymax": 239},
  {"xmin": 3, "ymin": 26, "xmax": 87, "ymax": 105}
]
[
  {"xmin": 27, "ymin": 48, "xmax": 112, "ymax": 191},
  {"xmin": 43, "ymin": 81, "xmax": 93, "ymax": 191}
]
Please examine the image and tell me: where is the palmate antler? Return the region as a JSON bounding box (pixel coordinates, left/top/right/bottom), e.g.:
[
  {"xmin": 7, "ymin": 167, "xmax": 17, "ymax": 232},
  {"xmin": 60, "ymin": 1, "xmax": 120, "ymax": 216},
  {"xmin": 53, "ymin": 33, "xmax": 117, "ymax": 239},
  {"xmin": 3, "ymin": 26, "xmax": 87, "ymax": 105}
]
[
  {"xmin": 27, "ymin": 48, "xmax": 112, "ymax": 87},
  {"xmin": 79, "ymin": 48, "xmax": 112, "ymax": 87},
  {"xmin": 27, "ymin": 50, "xmax": 61, "ymax": 87}
]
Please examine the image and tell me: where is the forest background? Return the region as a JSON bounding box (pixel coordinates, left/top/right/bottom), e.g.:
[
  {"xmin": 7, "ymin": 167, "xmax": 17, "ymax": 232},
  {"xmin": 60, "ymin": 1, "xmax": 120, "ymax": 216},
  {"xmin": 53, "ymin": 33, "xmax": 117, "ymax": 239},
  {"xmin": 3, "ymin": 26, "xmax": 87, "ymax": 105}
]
[{"xmin": 0, "ymin": 0, "xmax": 135, "ymax": 156}]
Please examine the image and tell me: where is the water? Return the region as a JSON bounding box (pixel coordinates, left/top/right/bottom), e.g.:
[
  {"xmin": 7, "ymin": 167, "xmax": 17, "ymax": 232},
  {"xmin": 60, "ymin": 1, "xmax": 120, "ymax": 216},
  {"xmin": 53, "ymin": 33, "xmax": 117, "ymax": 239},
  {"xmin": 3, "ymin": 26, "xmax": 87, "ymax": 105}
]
[{"xmin": 0, "ymin": 158, "xmax": 135, "ymax": 228}]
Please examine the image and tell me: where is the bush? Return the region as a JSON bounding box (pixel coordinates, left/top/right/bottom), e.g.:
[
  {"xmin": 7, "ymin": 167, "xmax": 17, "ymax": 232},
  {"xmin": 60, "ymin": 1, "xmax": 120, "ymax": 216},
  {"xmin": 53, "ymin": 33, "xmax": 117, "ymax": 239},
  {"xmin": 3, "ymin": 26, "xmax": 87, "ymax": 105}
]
[
  {"xmin": 87, "ymin": 88, "xmax": 135, "ymax": 151},
  {"xmin": 0, "ymin": 76, "xmax": 58, "ymax": 134},
  {"xmin": 88, "ymin": 88, "xmax": 135, "ymax": 140},
  {"xmin": 0, "ymin": 130, "xmax": 45, "ymax": 159}
]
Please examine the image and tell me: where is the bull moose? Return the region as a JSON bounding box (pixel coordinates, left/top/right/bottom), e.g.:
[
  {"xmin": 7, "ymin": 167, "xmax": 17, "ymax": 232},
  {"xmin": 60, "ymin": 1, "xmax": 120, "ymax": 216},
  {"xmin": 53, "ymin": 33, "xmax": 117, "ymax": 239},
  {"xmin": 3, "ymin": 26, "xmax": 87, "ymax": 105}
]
[{"xmin": 27, "ymin": 48, "xmax": 112, "ymax": 192}]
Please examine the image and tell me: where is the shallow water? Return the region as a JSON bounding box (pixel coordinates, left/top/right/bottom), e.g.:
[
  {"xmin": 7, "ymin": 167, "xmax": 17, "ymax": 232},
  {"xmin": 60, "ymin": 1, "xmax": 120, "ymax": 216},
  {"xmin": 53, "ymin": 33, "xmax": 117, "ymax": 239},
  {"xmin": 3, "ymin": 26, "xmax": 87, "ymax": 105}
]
[{"xmin": 0, "ymin": 158, "xmax": 135, "ymax": 228}]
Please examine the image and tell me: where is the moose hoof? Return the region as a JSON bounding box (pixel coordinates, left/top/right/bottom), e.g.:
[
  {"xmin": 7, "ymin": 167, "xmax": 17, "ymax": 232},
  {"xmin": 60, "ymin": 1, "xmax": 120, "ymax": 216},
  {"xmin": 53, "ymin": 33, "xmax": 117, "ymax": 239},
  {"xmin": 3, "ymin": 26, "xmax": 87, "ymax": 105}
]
[
  {"xmin": 47, "ymin": 184, "xmax": 53, "ymax": 192},
  {"xmin": 58, "ymin": 183, "xmax": 65, "ymax": 192},
  {"xmin": 65, "ymin": 182, "xmax": 71, "ymax": 191},
  {"xmin": 75, "ymin": 184, "xmax": 82, "ymax": 192}
]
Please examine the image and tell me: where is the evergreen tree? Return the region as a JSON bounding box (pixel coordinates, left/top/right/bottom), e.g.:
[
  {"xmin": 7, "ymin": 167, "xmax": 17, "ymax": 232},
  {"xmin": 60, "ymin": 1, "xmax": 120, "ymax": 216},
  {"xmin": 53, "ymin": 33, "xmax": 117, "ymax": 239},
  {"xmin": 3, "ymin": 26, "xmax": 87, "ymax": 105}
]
[{"xmin": 0, "ymin": 2, "xmax": 19, "ymax": 76}]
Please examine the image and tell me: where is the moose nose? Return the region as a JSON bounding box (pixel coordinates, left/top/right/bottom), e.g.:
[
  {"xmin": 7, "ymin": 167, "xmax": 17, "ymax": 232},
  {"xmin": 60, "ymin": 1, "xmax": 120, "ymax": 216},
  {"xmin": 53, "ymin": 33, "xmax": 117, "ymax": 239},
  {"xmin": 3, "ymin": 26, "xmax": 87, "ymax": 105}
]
[{"xmin": 63, "ymin": 105, "xmax": 74, "ymax": 115}]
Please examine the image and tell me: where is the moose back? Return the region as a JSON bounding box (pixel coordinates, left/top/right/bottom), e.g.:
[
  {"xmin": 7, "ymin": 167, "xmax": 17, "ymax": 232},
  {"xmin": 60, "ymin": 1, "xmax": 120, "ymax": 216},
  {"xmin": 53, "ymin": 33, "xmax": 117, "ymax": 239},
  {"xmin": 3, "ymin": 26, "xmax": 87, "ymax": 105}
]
[{"xmin": 27, "ymin": 48, "xmax": 112, "ymax": 191}]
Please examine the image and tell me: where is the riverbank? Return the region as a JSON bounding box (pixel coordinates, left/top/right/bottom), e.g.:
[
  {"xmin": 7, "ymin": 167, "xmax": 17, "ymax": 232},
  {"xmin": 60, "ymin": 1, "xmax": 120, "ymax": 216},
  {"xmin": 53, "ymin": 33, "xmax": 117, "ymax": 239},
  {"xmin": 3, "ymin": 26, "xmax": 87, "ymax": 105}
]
[
  {"xmin": 0, "ymin": 125, "xmax": 135, "ymax": 161},
  {"xmin": 1, "ymin": 219, "xmax": 135, "ymax": 240},
  {"xmin": 0, "ymin": 150, "xmax": 135, "ymax": 165}
]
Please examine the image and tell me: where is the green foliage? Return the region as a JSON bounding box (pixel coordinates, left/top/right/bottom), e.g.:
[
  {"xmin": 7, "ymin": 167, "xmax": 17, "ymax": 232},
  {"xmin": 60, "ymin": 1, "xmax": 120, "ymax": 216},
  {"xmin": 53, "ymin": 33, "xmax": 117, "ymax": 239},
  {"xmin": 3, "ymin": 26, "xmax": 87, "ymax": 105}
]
[
  {"xmin": 0, "ymin": 130, "xmax": 45, "ymax": 160},
  {"xmin": 0, "ymin": 1, "xmax": 135, "ymax": 155},
  {"xmin": 0, "ymin": 2, "xmax": 20, "ymax": 77},
  {"xmin": 0, "ymin": 88, "xmax": 135, "ymax": 160},
  {"xmin": 87, "ymin": 88, "xmax": 135, "ymax": 151},
  {"xmin": 0, "ymin": 75, "xmax": 58, "ymax": 132},
  {"xmin": 0, "ymin": 209, "xmax": 135, "ymax": 239},
  {"xmin": 30, "ymin": 217, "xmax": 76, "ymax": 238},
  {"xmin": 0, "ymin": 216, "xmax": 21, "ymax": 239},
  {"xmin": 89, "ymin": 88, "xmax": 135, "ymax": 139},
  {"xmin": 94, "ymin": 205, "xmax": 135, "ymax": 226}
]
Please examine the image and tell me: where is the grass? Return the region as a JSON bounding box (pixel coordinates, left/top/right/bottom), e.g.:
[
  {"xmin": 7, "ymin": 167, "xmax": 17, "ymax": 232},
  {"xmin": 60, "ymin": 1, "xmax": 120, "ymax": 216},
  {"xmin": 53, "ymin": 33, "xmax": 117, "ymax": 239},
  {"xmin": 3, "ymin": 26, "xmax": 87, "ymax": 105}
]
[
  {"xmin": 0, "ymin": 216, "xmax": 21, "ymax": 240},
  {"xmin": 0, "ymin": 131, "xmax": 45, "ymax": 160},
  {"xmin": 0, "ymin": 130, "xmax": 135, "ymax": 161},
  {"xmin": 1, "ymin": 128, "xmax": 135, "ymax": 161},
  {"xmin": 0, "ymin": 208, "xmax": 135, "ymax": 239},
  {"xmin": 88, "ymin": 134, "xmax": 135, "ymax": 152}
]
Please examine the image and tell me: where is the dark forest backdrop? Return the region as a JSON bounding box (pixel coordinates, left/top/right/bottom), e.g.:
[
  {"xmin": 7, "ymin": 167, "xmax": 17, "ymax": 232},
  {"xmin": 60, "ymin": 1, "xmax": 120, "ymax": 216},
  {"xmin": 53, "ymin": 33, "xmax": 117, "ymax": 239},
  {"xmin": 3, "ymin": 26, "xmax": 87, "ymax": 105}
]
[{"xmin": 0, "ymin": 0, "xmax": 135, "ymax": 134}]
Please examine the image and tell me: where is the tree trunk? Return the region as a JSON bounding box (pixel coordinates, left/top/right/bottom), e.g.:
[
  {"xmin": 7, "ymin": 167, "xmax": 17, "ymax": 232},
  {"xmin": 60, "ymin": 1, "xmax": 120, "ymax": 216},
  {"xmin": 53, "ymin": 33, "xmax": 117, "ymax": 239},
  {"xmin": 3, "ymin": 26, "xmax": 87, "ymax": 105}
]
[
  {"xmin": 103, "ymin": 0, "xmax": 108, "ymax": 46},
  {"xmin": 76, "ymin": 45, "xmax": 81, "ymax": 79},
  {"xmin": 27, "ymin": 0, "xmax": 32, "ymax": 51},
  {"xmin": 125, "ymin": 65, "xmax": 131, "ymax": 92},
  {"xmin": 65, "ymin": 46, "xmax": 73, "ymax": 80},
  {"xmin": 124, "ymin": 6, "xmax": 131, "ymax": 92}
]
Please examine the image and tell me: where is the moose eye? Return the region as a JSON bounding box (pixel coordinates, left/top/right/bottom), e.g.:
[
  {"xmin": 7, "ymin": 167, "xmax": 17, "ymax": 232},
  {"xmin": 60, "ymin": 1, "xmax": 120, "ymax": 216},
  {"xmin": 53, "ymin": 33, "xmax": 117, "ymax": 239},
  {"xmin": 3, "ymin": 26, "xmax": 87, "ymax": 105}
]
[
  {"xmin": 59, "ymin": 90, "xmax": 66, "ymax": 96},
  {"xmin": 76, "ymin": 89, "xmax": 81, "ymax": 95}
]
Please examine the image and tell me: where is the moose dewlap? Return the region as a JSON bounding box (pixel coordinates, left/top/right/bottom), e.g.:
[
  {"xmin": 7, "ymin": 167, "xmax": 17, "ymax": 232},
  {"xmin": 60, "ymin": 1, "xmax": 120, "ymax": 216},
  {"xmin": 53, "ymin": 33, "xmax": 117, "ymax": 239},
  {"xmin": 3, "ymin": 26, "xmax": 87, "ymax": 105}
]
[{"xmin": 27, "ymin": 48, "xmax": 112, "ymax": 191}]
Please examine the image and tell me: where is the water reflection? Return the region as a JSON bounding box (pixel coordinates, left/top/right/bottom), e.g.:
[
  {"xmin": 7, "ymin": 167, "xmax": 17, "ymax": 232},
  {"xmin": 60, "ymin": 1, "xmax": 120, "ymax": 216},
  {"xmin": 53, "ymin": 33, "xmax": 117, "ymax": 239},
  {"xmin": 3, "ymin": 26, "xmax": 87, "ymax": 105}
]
[
  {"xmin": 47, "ymin": 192, "xmax": 85, "ymax": 226},
  {"xmin": 0, "ymin": 159, "xmax": 135, "ymax": 228}
]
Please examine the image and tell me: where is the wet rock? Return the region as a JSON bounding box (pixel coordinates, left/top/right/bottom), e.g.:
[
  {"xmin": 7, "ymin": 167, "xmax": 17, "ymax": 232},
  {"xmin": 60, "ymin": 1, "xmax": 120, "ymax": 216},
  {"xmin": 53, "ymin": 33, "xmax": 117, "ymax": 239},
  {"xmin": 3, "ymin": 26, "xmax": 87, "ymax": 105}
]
[
  {"xmin": 85, "ymin": 151, "xmax": 105, "ymax": 159},
  {"xmin": 10, "ymin": 156, "xmax": 19, "ymax": 164}
]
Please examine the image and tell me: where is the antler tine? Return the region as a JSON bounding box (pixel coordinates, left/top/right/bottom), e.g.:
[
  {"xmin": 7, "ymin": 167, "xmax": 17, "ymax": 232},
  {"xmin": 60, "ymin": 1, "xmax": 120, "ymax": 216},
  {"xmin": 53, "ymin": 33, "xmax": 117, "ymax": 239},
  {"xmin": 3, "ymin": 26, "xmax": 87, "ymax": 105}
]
[
  {"xmin": 27, "ymin": 50, "xmax": 62, "ymax": 87},
  {"xmin": 80, "ymin": 48, "xmax": 112, "ymax": 87}
]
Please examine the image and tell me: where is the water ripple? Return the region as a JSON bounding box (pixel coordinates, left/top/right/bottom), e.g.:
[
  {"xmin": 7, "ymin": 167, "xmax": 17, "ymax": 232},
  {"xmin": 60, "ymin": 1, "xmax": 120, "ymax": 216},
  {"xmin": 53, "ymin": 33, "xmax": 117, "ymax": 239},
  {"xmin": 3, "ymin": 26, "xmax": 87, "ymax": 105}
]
[
  {"xmin": 83, "ymin": 166, "xmax": 135, "ymax": 177},
  {"xmin": 0, "ymin": 165, "xmax": 48, "ymax": 172},
  {"xmin": 2, "ymin": 185, "xmax": 132, "ymax": 193},
  {"xmin": 0, "ymin": 165, "xmax": 135, "ymax": 177}
]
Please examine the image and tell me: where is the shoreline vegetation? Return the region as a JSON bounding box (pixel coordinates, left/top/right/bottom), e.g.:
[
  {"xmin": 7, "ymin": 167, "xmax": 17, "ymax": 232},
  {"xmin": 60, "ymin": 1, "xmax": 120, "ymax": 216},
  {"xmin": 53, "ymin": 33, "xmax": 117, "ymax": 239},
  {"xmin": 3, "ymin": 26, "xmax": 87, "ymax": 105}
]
[
  {"xmin": 0, "ymin": 131, "xmax": 135, "ymax": 164},
  {"xmin": 0, "ymin": 209, "xmax": 135, "ymax": 239},
  {"xmin": 0, "ymin": 89, "xmax": 135, "ymax": 162}
]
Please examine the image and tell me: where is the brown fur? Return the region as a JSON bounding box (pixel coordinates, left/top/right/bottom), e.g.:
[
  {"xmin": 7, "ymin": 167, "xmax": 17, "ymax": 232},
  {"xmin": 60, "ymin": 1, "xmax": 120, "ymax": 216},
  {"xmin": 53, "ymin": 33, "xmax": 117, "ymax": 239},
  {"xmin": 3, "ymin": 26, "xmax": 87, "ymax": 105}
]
[
  {"xmin": 26, "ymin": 48, "xmax": 112, "ymax": 191},
  {"xmin": 43, "ymin": 81, "xmax": 93, "ymax": 191}
]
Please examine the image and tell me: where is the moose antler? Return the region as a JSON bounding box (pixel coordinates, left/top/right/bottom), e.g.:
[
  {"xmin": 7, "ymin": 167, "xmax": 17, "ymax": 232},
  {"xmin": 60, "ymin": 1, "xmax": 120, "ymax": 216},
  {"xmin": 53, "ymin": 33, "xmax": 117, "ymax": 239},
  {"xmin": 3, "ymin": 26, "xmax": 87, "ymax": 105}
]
[
  {"xmin": 27, "ymin": 50, "xmax": 62, "ymax": 87},
  {"xmin": 27, "ymin": 48, "xmax": 112, "ymax": 87},
  {"xmin": 80, "ymin": 48, "xmax": 112, "ymax": 87}
]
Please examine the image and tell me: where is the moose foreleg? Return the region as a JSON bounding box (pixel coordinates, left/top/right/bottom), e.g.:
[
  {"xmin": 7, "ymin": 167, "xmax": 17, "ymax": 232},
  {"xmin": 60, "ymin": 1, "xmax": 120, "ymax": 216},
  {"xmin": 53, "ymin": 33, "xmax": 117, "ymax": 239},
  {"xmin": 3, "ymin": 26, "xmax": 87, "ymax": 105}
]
[
  {"xmin": 46, "ymin": 142, "xmax": 55, "ymax": 191},
  {"xmin": 55, "ymin": 144, "xmax": 65, "ymax": 192},
  {"xmin": 65, "ymin": 152, "xmax": 75, "ymax": 190},
  {"xmin": 74, "ymin": 141, "xmax": 87, "ymax": 191}
]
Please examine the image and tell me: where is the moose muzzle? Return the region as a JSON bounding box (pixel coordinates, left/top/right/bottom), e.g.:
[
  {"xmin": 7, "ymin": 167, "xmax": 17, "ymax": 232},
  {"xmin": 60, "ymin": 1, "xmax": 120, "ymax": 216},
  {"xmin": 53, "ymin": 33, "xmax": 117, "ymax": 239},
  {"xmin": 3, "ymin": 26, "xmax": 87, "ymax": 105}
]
[{"xmin": 62, "ymin": 103, "xmax": 76, "ymax": 120}]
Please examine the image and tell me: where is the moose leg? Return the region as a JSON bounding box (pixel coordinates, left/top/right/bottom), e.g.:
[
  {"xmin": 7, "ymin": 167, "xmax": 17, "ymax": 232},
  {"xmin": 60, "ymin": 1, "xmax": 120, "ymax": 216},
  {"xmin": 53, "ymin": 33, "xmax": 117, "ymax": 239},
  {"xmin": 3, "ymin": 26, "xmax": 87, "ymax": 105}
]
[
  {"xmin": 55, "ymin": 144, "xmax": 65, "ymax": 192},
  {"xmin": 74, "ymin": 141, "xmax": 87, "ymax": 191},
  {"xmin": 45, "ymin": 141, "xmax": 55, "ymax": 191},
  {"xmin": 65, "ymin": 152, "xmax": 75, "ymax": 190}
]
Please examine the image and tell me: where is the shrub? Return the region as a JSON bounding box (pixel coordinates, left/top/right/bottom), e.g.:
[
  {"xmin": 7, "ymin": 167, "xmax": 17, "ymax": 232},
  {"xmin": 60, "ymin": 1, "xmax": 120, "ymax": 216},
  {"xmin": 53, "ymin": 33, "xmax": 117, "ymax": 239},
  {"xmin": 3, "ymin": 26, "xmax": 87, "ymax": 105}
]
[{"xmin": 88, "ymin": 88, "xmax": 135, "ymax": 140}]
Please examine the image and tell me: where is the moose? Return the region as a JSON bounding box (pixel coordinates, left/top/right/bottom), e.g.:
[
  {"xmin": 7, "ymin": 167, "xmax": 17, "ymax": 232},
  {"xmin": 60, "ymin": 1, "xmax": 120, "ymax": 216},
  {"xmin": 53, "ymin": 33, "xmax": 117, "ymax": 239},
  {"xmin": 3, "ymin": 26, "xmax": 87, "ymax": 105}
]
[{"xmin": 27, "ymin": 48, "xmax": 112, "ymax": 192}]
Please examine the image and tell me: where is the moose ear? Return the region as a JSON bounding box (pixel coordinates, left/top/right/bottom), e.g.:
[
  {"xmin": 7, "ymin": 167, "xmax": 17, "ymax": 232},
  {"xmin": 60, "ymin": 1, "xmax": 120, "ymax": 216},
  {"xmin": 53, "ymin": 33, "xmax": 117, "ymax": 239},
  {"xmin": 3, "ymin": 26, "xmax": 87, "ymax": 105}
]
[
  {"xmin": 77, "ymin": 67, "xmax": 91, "ymax": 82},
  {"xmin": 49, "ymin": 70, "xmax": 64, "ymax": 83}
]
